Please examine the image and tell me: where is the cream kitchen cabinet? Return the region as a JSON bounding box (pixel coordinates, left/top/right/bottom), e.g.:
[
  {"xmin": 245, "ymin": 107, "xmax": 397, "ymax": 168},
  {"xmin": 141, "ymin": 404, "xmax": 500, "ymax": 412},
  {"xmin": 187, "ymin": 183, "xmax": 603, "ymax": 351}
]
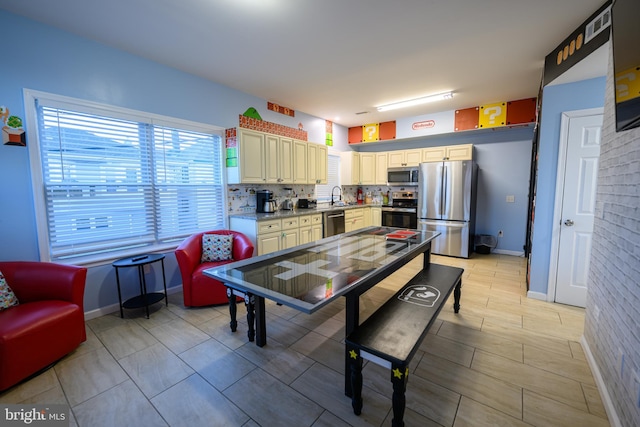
[
  {"xmin": 231, "ymin": 213, "xmax": 323, "ymax": 256},
  {"xmin": 255, "ymin": 218, "xmax": 283, "ymax": 254},
  {"xmin": 371, "ymin": 206, "xmax": 382, "ymax": 226},
  {"xmin": 387, "ymin": 149, "xmax": 422, "ymax": 167},
  {"xmin": 234, "ymin": 129, "xmax": 266, "ymax": 184},
  {"xmin": 345, "ymin": 208, "xmax": 365, "ymax": 232},
  {"xmin": 375, "ymin": 153, "xmax": 388, "ymax": 185},
  {"xmin": 340, "ymin": 151, "xmax": 361, "ymax": 185},
  {"xmin": 422, "ymin": 143, "xmax": 473, "ymax": 162},
  {"xmin": 299, "ymin": 213, "xmax": 323, "ymax": 244},
  {"xmin": 359, "ymin": 153, "xmax": 376, "ymax": 185},
  {"xmin": 342, "ymin": 151, "xmax": 383, "ymax": 186},
  {"xmin": 311, "ymin": 214, "xmax": 323, "ymax": 241},
  {"xmin": 362, "ymin": 207, "xmax": 372, "ymax": 228},
  {"xmin": 229, "ymin": 129, "xmax": 297, "ymax": 184},
  {"xmin": 281, "ymin": 216, "xmax": 300, "ymax": 249},
  {"xmin": 307, "ymin": 143, "xmax": 328, "ymax": 184},
  {"xmin": 292, "ymin": 139, "xmax": 308, "ymax": 184}
]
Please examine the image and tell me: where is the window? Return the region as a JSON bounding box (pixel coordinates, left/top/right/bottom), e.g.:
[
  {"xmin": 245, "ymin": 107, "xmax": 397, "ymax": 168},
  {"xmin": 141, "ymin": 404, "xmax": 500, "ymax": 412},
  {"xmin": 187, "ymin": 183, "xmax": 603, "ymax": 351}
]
[
  {"xmin": 315, "ymin": 153, "xmax": 341, "ymax": 202},
  {"xmin": 25, "ymin": 90, "xmax": 226, "ymax": 264}
]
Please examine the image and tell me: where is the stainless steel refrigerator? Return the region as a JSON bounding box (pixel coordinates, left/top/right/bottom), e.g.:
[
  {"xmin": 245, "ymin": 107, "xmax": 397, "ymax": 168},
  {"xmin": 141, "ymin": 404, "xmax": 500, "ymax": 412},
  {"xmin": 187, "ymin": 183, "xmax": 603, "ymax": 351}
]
[{"xmin": 418, "ymin": 160, "xmax": 477, "ymax": 258}]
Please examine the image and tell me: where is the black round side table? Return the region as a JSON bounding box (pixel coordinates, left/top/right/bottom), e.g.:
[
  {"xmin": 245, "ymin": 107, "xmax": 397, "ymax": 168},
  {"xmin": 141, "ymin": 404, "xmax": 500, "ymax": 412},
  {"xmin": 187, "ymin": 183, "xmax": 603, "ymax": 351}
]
[{"xmin": 113, "ymin": 253, "xmax": 168, "ymax": 319}]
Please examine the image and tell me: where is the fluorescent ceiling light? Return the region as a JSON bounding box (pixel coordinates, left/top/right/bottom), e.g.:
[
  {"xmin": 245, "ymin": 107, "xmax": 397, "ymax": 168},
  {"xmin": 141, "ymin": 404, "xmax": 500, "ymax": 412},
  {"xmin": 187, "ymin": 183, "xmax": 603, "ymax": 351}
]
[{"xmin": 376, "ymin": 92, "xmax": 453, "ymax": 112}]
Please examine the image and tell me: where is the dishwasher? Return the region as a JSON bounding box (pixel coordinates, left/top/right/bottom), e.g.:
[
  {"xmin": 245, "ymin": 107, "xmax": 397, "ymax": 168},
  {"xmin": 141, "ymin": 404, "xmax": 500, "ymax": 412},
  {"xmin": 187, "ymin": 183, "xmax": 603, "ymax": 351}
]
[{"xmin": 323, "ymin": 210, "xmax": 345, "ymax": 237}]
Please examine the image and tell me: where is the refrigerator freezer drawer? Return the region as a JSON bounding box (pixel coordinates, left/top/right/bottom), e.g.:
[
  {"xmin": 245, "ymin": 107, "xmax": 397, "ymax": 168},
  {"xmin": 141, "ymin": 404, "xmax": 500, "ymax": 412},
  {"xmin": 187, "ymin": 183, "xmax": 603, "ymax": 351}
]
[{"xmin": 419, "ymin": 220, "xmax": 470, "ymax": 258}]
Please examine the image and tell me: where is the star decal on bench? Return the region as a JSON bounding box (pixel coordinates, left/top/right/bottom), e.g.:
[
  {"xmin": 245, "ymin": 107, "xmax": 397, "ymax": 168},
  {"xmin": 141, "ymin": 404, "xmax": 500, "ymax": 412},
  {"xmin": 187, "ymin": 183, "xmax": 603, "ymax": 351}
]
[
  {"xmin": 392, "ymin": 368, "xmax": 403, "ymax": 379},
  {"xmin": 349, "ymin": 349, "xmax": 358, "ymax": 359}
]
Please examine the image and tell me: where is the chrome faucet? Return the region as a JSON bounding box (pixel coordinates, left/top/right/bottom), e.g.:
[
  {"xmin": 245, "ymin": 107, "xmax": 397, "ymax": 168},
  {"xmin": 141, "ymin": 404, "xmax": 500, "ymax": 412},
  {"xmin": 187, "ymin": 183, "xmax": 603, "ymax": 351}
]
[{"xmin": 331, "ymin": 186, "xmax": 342, "ymax": 206}]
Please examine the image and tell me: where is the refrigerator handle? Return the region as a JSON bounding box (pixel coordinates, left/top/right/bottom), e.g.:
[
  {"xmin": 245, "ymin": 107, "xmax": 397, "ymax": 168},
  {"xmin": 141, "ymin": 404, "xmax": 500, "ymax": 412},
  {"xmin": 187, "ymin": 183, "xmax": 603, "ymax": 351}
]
[{"xmin": 441, "ymin": 164, "xmax": 447, "ymax": 215}]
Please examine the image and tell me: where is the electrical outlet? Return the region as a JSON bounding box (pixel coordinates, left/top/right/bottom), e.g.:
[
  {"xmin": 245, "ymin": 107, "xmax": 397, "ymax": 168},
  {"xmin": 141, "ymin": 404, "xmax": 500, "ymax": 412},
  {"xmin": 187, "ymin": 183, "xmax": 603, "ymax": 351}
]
[{"xmin": 498, "ymin": 230, "xmax": 503, "ymax": 237}]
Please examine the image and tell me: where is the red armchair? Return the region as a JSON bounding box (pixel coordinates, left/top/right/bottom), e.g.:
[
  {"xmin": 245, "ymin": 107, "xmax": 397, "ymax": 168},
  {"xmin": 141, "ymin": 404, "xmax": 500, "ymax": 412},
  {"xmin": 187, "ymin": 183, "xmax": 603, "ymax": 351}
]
[
  {"xmin": 175, "ymin": 230, "xmax": 254, "ymax": 307},
  {"xmin": 0, "ymin": 261, "xmax": 87, "ymax": 391}
]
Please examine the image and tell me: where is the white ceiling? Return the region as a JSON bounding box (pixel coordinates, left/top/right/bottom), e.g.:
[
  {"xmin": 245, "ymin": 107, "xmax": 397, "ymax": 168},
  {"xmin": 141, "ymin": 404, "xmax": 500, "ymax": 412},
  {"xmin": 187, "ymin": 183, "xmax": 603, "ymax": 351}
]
[{"xmin": 0, "ymin": 0, "xmax": 608, "ymax": 127}]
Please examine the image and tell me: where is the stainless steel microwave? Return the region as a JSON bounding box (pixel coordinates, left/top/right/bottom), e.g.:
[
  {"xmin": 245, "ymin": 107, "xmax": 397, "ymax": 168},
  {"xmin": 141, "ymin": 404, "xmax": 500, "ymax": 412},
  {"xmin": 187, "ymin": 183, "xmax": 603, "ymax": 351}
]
[{"xmin": 387, "ymin": 167, "xmax": 419, "ymax": 186}]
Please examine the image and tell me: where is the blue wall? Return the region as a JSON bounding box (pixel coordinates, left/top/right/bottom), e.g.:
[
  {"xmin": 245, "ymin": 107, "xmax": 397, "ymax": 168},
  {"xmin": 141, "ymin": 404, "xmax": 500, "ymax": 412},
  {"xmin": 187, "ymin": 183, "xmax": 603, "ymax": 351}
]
[
  {"xmin": 528, "ymin": 77, "xmax": 606, "ymax": 295},
  {"xmin": 0, "ymin": 10, "xmax": 340, "ymax": 314},
  {"xmin": 355, "ymin": 128, "xmax": 534, "ymax": 254},
  {"xmin": 2, "ymin": 9, "xmax": 594, "ymax": 314}
]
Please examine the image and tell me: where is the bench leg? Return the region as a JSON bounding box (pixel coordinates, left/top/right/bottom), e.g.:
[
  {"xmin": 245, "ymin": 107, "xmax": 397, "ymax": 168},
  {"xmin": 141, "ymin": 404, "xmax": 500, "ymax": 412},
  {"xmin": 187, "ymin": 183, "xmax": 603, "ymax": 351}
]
[
  {"xmin": 453, "ymin": 278, "xmax": 462, "ymax": 313},
  {"xmin": 347, "ymin": 345, "xmax": 363, "ymax": 415},
  {"xmin": 227, "ymin": 288, "xmax": 237, "ymax": 332},
  {"xmin": 391, "ymin": 363, "xmax": 409, "ymax": 427}
]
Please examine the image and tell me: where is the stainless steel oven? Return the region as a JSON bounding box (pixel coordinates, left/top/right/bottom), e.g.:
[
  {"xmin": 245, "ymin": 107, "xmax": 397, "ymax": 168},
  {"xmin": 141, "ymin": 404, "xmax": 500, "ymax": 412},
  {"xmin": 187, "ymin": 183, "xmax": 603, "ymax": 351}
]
[{"xmin": 382, "ymin": 191, "xmax": 418, "ymax": 229}]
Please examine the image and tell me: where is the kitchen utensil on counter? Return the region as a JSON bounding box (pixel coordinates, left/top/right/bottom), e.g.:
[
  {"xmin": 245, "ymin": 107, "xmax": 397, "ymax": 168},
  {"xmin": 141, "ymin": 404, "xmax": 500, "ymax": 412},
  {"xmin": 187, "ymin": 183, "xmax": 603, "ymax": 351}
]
[
  {"xmin": 256, "ymin": 190, "xmax": 275, "ymax": 213},
  {"xmin": 282, "ymin": 187, "xmax": 294, "ymax": 210},
  {"xmin": 263, "ymin": 200, "xmax": 277, "ymax": 213},
  {"xmin": 282, "ymin": 199, "xmax": 294, "ymax": 210},
  {"xmin": 297, "ymin": 199, "xmax": 317, "ymax": 209}
]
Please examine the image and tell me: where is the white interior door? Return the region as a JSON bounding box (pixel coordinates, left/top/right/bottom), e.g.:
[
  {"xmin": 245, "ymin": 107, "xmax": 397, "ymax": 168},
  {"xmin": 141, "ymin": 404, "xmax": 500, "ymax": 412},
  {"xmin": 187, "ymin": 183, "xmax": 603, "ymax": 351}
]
[{"xmin": 550, "ymin": 109, "xmax": 603, "ymax": 307}]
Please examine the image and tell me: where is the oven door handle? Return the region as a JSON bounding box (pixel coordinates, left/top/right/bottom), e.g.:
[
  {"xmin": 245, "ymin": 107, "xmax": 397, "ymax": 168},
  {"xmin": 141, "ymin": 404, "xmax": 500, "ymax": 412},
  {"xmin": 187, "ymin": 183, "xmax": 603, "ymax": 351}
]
[{"xmin": 382, "ymin": 208, "xmax": 417, "ymax": 213}]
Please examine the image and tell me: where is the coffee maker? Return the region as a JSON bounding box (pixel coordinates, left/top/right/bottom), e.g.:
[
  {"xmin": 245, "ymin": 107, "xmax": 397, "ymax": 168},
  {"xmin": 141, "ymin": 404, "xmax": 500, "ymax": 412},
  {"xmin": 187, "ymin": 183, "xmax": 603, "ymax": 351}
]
[{"xmin": 256, "ymin": 190, "xmax": 276, "ymax": 213}]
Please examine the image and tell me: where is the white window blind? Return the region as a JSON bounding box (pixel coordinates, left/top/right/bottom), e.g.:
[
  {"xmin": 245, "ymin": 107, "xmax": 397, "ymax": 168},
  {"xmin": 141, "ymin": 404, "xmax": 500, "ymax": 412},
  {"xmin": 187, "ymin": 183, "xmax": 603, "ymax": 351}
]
[
  {"xmin": 316, "ymin": 154, "xmax": 341, "ymax": 201},
  {"xmin": 30, "ymin": 93, "xmax": 225, "ymax": 263}
]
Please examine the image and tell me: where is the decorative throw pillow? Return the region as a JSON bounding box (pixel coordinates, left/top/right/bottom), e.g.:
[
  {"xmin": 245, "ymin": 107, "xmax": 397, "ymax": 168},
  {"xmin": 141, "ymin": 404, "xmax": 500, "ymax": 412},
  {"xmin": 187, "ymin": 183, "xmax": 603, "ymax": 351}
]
[
  {"xmin": 0, "ymin": 270, "xmax": 19, "ymax": 311},
  {"xmin": 201, "ymin": 234, "xmax": 234, "ymax": 262}
]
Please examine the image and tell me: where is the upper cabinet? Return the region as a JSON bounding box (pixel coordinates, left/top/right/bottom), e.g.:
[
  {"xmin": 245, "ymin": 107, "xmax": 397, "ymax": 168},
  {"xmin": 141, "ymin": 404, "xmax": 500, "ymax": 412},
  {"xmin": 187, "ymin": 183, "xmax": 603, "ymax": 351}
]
[
  {"xmin": 375, "ymin": 153, "xmax": 388, "ymax": 185},
  {"xmin": 360, "ymin": 152, "xmax": 387, "ymax": 185},
  {"xmin": 341, "ymin": 151, "xmax": 361, "ymax": 185},
  {"xmin": 360, "ymin": 153, "xmax": 376, "ymax": 185},
  {"xmin": 307, "ymin": 143, "xmax": 328, "ymax": 184},
  {"xmin": 228, "ymin": 128, "xmax": 327, "ymax": 185},
  {"xmin": 236, "ymin": 129, "xmax": 267, "ymax": 184},
  {"xmin": 387, "ymin": 149, "xmax": 422, "ymax": 167},
  {"xmin": 292, "ymin": 139, "xmax": 308, "ymax": 184},
  {"xmin": 422, "ymin": 143, "xmax": 473, "ymax": 162}
]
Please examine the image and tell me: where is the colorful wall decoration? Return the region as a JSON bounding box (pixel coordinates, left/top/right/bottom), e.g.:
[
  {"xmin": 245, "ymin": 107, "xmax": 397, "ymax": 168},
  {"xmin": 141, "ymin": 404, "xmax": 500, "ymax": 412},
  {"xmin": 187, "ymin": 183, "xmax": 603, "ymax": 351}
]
[
  {"xmin": 1, "ymin": 105, "xmax": 26, "ymax": 146},
  {"xmin": 267, "ymin": 102, "xmax": 295, "ymax": 117},
  {"xmin": 348, "ymin": 97, "xmax": 537, "ymax": 143},
  {"xmin": 348, "ymin": 121, "xmax": 396, "ymax": 144},
  {"xmin": 325, "ymin": 120, "xmax": 333, "ymax": 146},
  {"xmin": 225, "ymin": 128, "xmax": 238, "ymax": 167},
  {"xmin": 238, "ymin": 114, "xmax": 308, "ymax": 141}
]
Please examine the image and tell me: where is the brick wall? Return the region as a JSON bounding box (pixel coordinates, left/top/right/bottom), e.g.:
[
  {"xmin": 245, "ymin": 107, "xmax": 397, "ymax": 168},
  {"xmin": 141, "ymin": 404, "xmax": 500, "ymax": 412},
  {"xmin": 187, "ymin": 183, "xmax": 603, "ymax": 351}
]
[{"xmin": 584, "ymin": 46, "xmax": 640, "ymax": 426}]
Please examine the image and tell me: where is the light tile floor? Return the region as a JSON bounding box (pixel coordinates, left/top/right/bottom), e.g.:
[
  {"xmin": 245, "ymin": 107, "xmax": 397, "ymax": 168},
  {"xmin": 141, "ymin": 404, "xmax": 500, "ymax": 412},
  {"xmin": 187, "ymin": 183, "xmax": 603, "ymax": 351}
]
[{"xmin": 0, "ymin": 254, "xmax": 611, "ymax": 426}]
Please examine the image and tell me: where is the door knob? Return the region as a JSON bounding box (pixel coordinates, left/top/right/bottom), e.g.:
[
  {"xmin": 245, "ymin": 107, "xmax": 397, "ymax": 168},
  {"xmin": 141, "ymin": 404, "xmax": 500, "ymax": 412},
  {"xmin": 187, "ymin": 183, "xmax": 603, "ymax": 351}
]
[{"xmin": 564, "ymin": 219, "xmax": 574, "ymax": 226}]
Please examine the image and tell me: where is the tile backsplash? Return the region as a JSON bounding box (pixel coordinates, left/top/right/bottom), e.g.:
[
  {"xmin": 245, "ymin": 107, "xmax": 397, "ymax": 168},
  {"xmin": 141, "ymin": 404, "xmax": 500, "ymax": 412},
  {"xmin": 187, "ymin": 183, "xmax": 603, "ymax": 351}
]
[
  {"xmin": 226, "ymin": 184, "xmax": 316, "ymax": 213},
  {"xmin": 226, "ymin": 184, "xmax": 400, "ymax": 213}
]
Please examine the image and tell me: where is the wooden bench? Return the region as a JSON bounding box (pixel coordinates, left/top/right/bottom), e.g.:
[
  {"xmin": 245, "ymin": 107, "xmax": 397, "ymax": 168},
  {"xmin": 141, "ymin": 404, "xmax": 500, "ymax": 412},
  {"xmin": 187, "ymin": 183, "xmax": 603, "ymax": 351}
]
[{"xmin": 345, "ymin": 263, "xmax": 463, "ymax": 427}]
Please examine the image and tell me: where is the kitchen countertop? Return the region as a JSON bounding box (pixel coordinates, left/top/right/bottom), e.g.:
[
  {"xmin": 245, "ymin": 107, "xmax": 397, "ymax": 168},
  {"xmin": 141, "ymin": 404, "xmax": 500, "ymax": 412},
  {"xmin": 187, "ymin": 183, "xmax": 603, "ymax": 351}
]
[{"xmin": 229, "ymin": 203, "xmax": 383, "ymax": 221}]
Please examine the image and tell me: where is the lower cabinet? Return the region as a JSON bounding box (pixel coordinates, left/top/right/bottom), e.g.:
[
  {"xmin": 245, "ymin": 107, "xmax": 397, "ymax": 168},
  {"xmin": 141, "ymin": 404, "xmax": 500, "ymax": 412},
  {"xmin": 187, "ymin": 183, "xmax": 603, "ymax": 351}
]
[
  {"xmin": 345, "ymin": 209, "xmax": 365, "ymax": 233},
  {"xmin": 371, "ymin": 207, "xmax": 382, "ymax": 226},
  {"xmin": 231, "ymin": 213, "xmax": 323, "ymax": 256}
]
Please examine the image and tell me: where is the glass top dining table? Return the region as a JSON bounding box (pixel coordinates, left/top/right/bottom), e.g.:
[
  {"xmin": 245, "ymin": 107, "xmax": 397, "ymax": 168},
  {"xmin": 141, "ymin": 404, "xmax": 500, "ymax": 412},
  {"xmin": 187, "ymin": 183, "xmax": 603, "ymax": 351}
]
[{"xmin": 205, "ymin": 226, "xmax": 439, "ymax": 348}]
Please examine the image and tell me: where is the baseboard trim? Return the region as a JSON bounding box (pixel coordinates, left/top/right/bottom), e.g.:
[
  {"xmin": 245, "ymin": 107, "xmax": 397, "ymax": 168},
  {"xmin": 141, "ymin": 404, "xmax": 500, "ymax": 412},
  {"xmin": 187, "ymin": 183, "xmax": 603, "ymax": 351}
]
[
  {"xmin": 84, "ymin": 285, "xmax": 183, "ymax": 321},
  {"xmin": 581, "ymin": 336, "xmax": 622, "ymax": 427},
  {"xmin": 526, "ymin": 290, "xmax": 548, "ymax": 301}
]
